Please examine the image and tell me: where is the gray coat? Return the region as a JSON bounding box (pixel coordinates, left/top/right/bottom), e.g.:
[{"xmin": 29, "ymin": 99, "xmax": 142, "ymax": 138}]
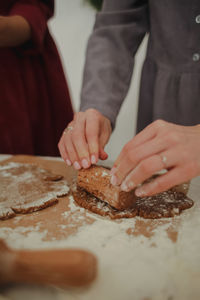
[{"xmin": 80, "ymin": 0, "xmax": 200, "ymax": 132}]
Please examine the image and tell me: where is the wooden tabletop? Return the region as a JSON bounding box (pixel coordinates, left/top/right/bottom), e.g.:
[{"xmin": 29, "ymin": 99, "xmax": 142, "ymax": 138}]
[{"xmin": 0, "ymin": 155, "xmax": 200, "ymax": 300}]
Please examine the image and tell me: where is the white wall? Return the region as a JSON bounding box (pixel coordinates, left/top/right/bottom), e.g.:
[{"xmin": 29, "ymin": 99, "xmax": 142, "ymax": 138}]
[{"xmin": 49, "ymin": 0, "xmax": 147, "ymax": 162}]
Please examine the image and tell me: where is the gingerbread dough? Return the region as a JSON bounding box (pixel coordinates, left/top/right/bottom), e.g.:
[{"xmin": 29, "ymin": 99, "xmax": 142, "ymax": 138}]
[
  {"xmin": 0, "ymin": 162, "xmax": 69, "ymax": 220},
  {"xmin": 73, "ymin": 187, "xmax": 194, "ymax": 219}
]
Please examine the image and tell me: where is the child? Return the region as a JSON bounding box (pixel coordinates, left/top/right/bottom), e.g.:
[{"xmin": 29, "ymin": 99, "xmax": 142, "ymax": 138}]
[{"xmin": 0, "ymin": 0, "xmax": 73, "ymax": 156}]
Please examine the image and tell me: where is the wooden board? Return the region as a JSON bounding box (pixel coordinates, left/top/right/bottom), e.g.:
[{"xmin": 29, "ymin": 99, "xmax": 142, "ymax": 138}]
[
  {"xmin": 0, "ymin": 155, "xmax": 192, "ymax": 244},
  {"xmin": 1, "ymin": 155, "xmax": 200, "ymax": 300},
  {"xmin": 0, "ymin": 155, "xmax": 95, "ymax": 242}
]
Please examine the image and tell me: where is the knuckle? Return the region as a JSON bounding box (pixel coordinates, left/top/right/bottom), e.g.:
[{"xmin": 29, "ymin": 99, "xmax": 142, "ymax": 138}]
[
  {"xmin": 165, "ymin": 131, "xmax": 180, "ymax": 145},
  {"xmin": 74, "ymin": 112, "xmax": 85, "ymax": 122},
  {"xmin": 87, "ymin": 109, "xmax": 102, "ymax": 121},
  {"xmin": 153, "ymin": 119, "xmax": 166, "ymax": 129},
  {"xmin": 123, "ymin": 143, "xmax": 130, "ymax": 153},
  {"xmin": 139, "ymin": 161, "xmax": 150, "ymax": 175},
  {"xmin": 122, "ymin": 142, "xmax": 139, "ymax": 163},
  {"xmin": 123, "ymin": 146, "xmax": 134, "ymax": 160},
  {"xmin": 87, "ymin": 108, "xmax": 98, "ymax": 115},
  {"xmin": 123, "ymin": 140, "xmax": 134, "ymax": 152}
]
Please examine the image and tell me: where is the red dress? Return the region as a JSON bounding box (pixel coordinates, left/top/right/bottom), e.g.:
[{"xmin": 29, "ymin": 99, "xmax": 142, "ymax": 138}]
[{"xmin": 0, "ymin": 0, "xmax": 73, "ymax": 156}]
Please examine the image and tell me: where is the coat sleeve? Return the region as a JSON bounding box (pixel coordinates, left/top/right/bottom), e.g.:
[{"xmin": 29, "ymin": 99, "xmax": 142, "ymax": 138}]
[
  {"xmin": 9, "ymin": 0, "xmax": 54, "ymax": 53},
  {"xmin": 80, "ymin": 0, "xmax": 149, "ymax": 129}
]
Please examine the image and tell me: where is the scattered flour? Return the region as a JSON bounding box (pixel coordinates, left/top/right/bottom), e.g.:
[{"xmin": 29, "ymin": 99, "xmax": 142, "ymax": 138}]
[
  {"xmin": 0, "ymin": 180, "xmax": 200, "ymax": 300},
  {"xmin": 0, "ymin": 162, "xmax": 69, "ymax": 219},
  {"xmin": 101, "ymin": 170, "xmax": 109, "ymax": 177}
]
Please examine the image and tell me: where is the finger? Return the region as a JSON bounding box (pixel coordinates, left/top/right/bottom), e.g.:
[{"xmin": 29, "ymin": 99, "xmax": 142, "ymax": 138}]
[
  {"xmin": 58, "ymin": 121, "xmax": 76, "ymax": 166},
  {"xmin": 71, "ymin": 117, "xmax": 91, "ymax": 169},
  {"xmin": 110, "ymin": 135, "xmax": 168, "ymax": 186},
  {"xmin": 58, "ymin": 120, "xmax": 76, "ymax": 165},
  {"xmin": 134, "ymin": 165, "xmax": 193, "ymax": 197},
  {"xmin": 64, "ymin": 133, "xmax": 82, "ymax": 170},
  {"xmin": 113, "ymin": 120, "xmax": 167, "ymax": 168},
  {"xmin": 85, "ymin": 114, "xmax": 100, "ymax": 165},
  {"xmin": 121, "ymin": 143, "xmax": 192, "ymax": 192},
  {"xmin": 120, "ymin": 154, "xmax": 166, "ymax": 192},
  {"xmin": 58, "ymin": 136, "xmax": 70, "ymax": 165}
]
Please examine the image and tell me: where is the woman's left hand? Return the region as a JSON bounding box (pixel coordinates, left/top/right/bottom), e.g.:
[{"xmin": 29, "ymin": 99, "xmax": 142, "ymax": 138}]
[{"xmin": 110, "ymin": 120, "xmax": 200, "ymax": 196}]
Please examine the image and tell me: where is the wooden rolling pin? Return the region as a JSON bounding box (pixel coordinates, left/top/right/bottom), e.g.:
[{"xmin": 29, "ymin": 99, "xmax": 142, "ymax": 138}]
[{"xmin": 0, "ymin": 239, "xmax": 97, "ymax": 287}]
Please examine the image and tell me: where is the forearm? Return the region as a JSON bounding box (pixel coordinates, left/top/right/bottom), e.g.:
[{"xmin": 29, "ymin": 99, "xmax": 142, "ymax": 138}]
[
  {"xmin": 80, "ymin": 1, "xmax": 149, "ymax": 129},
  {"xmin": 0, "ymin": 15, "xmax": 31, "ymax": 47}
]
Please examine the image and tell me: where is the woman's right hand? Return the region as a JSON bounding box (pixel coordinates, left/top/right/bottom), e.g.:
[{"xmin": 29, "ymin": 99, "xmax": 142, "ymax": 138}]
[{"xmin": 58, "ymin": 109, "xmax": 112, "ymax": 170}]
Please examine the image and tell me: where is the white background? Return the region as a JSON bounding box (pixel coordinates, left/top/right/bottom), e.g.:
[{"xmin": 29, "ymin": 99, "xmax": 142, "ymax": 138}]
[{"xmin": 49, "ymin": 0, "xmax": 147, "ymax": 162}]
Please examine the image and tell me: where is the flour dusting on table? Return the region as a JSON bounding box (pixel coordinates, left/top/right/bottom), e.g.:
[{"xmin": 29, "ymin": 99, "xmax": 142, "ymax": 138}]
[
  {"xmin": 1, "ymin": 192, "xmax": 200, "ymax": 300},
  {"xmin": 0, "ymin": 158, "xmax": 200, "ymax": 300},
  {"xmin": 0, "ymin": 162, "xmax": 69, "ymax": 220}
]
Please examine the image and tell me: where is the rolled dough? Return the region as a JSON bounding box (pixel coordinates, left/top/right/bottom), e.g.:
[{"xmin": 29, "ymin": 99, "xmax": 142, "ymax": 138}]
[
  {"xmin": 0, "ymin": 162, "xmax": 69, "ymax": 220},
  {"xmin": 73, "ymin": 186, "xmax": 194, "ymax": 219}
]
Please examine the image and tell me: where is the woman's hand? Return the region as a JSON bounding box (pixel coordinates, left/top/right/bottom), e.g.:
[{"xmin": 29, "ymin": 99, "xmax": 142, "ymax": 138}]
[
  {"xmin": 0, "ymin": 15, "xmax": 31, "ymax": 47},
  {"xmin": 110, "ymin": 120, "xmax": 200, "ymax": 196},
  {"xmin": 58, "ymin": 109, "xmax": 112, "ymax": 170}
]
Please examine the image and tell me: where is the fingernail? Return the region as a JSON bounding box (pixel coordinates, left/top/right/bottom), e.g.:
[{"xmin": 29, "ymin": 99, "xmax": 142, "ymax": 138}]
[
  {"xmin": 128, "ymin": 181, "xmax": 135, "ymax": 189},
  {"xmin": 110, "ymin": 175, "xmax": 118, "ymax": 186},
  {"xmin": 73, "ymin": 161, "xmax": 81, "ymax": 170},
  {"xmin": 110, "ymin": 166, "xmax": 117, "ymax": 176},
  {"xmin": 121, "ymin": 181, "xmax": 135, "ymax": 192},
  {"xmin": 91, "ymin": 155, "xmax": 97, "ymax": 164},
  {"xmin": 121, "ymin": 181, "xmax": 129, "ymax": 192},
  {"xmin": 66, "ymin": 159, "xmax": 72, "ymax": 166},
  {"xmin": 82, "ymin": 158, "xmax": 90, "ymax": 168},
  {"xmin": 135, "ymin": 188, "xmax": 146, "ymax": 197}
]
